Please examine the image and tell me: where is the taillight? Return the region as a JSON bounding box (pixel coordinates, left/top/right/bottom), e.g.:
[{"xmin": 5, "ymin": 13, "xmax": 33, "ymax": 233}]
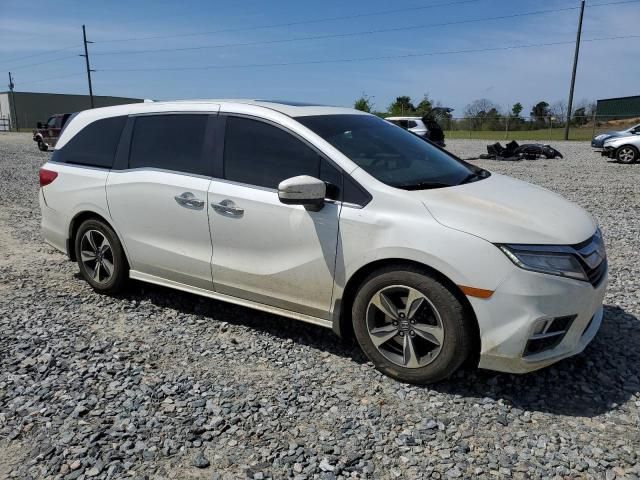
[{"xmin": 39, "ymin": 168, "xmax": 58, "ymax": 187}]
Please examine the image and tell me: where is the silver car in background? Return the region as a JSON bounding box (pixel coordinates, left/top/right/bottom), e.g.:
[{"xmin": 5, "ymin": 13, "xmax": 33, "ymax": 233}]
[
  {"xmin": 592, "ymin": 123, "xmax": 640, "ymax": 148},
  {"xmin": 602, "ymin": 134, "xmax": 640, "ymax": 163}
]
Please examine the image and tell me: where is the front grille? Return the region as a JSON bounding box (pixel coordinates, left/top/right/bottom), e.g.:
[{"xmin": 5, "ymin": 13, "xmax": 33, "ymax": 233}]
[{"xmin": 571, "ymin": 232, "xmax": 607, "ymax": 288}]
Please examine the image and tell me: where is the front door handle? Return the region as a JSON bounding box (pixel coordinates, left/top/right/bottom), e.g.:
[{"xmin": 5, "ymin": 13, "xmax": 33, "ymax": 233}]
[
  {"xmin": 174, "ymin": 192, "xmax": 205, "ymax": 210},
  {"xmin": 212, "ymin": 199, "xmax": 244, "ymax": 217}
]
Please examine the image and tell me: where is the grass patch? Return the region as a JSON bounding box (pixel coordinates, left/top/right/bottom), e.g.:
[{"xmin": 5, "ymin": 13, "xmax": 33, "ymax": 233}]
[{"xmin": 444, "ymin": 128, "xmax": 595, "ymax": 142}]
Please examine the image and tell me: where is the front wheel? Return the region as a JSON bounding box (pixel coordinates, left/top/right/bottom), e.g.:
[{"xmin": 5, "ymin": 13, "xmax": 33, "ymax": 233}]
[
  {"xmin": 617, "ymin": 145, "xmax": 638, "ymax": 164},
  {"xmin": 74, "ymin": 219, "xmax": 128, "ymax": 294},
  {"xmin": 38, "ymin": 140, "xmax": 48, "ymax": 151},
  {"xmin": 352, "ymin": 268, "xmax": 473, "ymax": 384}
]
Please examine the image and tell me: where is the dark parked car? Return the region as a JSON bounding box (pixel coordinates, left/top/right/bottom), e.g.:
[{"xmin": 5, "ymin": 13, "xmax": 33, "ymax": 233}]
[
  {"xmin": 591, "ymin": 123, "xmax": 640, "ymax": 148},
  {"xmin": 33, "ymin": 113, "xmax": 73, "ymax": 151}
]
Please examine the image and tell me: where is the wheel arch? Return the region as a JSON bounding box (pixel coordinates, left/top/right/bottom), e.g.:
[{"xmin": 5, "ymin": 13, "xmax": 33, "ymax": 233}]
[
  {"xmin": 617, "ymin": 143, "xmax": 639, "ymax": 156},
  {"xmin": 67, "ymin": 210, "xmax": 128, "ymax": 265},
  {"xmin": 334, "ymin": 258, "xmax": 481, "ymax": 366}
]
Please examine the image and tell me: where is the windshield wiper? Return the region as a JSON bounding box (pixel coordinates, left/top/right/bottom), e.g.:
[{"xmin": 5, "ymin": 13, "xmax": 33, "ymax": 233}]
[
  {"xmin": 459, "ymin": 169, "xmax": 489, "ymax": 185},
  {"xmin": 394, "ymin": 181, "xmax": 451, "ymax": 191}
]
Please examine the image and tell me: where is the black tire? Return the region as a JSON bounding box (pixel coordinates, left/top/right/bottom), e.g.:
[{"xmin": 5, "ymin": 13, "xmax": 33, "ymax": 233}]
[
  {"xmin": 616, "ymin": 145, "xmax": 638, "ymax": 164},
  {"xmin": 352, "ymin": 267, "xmax": 472, "ymax": 384},
  {"xmin": 74, "ymin": 219, "xmax": 128, "ymax": 294},
  {"xmin": 38, "ymin": 139, "xmax": 48, "ymax": 151}
]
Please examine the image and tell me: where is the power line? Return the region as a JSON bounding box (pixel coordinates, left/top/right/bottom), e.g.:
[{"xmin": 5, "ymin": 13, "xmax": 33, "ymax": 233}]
[
  {"xmin": 1, "ymin": 45, "xmax": 81, "ymax": 67},
  {"xmin": 91, "ymin": 6, "xmax": 583, "ymax": 57},
  {"xmin": 97, "ymin": 34, "xmax": 640, "ymax": 73},
  {"xmin": 6, "ymin": 54, "xmax": 80, "ymax": 71},
  {"xmin": 93, "ymin": 0, "xmax": 484, "ymax": 43},
  {"xmin": 17, "ymin": 72, "xmax": 84, "ymax": 87}
]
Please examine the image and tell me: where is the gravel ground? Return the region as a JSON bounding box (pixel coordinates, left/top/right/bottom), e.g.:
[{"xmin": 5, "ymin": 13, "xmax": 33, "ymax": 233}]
[{"xmin": 0, "ymin": 132, "xmax": 639, "ymax": 480}]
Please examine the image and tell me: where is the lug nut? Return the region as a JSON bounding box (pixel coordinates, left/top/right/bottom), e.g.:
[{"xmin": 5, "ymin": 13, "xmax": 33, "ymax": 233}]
[
  {"xmin": 410, "ymin": 319, "xmax": 416, "ymax": 325},
  {"xmin": 392, "ymin": 321, "xmax": 398, "ymax": 326},
  {"xmin": 399, "ymin": 331, "xmax": 405, "ymax": 337},
  {"xmin": 409, "ymin": 330, "xmax": 416, "ymax": 337}
]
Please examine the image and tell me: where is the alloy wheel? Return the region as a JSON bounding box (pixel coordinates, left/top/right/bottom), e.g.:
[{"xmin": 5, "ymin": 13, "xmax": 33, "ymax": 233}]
[
  {"xmin": 80, "ymin": 230, "xmax": 114, "ymax": 284},
  {"xmin": 366, "ymin": 285, "xmax": 445, "ymax": 368},
  {"xmin": 618, "ymin": 147, "xmax": 636, "ymax": 163}
]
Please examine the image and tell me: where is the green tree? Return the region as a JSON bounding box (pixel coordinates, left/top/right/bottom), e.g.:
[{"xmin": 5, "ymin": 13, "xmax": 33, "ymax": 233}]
[
  {"xmin": 511, "ymin": 102, "xmax": 523, "ymax": 118},
  {"xmin": 530, "ymin": 101, "xmax": 550, "ymax": 126},
  {"xmin": 415, "ymin": 95, "xmax": 433, "ymax": 118},
  {"xmin": 354, "ymin": 93, "xmax": 373, "ymax": 113},
  {"xmin": 388, "ymin": 96, "xmax": 415, "ymax": 116}
]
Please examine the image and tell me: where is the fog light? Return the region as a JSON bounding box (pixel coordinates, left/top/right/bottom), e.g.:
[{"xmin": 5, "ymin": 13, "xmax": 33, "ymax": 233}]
[{"xmin": 524, "ymin": 315, "xmax": 577, "ymax": 357}]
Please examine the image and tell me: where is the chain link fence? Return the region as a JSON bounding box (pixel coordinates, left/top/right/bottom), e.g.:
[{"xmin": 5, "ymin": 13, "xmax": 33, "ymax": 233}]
[{"xmin": 437, "ymin": 114, "xmax": 640, "ymax": 141}]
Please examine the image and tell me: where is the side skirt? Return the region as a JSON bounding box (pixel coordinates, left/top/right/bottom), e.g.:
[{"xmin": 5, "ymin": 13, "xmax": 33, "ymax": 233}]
[{"xmin": 129, "ymin": 270, "xmax": 334, "ymax": 330}]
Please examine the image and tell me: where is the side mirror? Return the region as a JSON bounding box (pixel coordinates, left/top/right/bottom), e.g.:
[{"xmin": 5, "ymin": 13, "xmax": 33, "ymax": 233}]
[
  {"xmin": 37, "ymin": 122, "xmax": 43, "ymax": 129},
  {"xmin": 278, "ymin": 175, "xmax": 326, "ymax": 211}
]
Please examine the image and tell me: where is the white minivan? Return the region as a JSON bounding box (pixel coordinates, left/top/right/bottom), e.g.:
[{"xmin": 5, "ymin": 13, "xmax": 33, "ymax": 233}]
[{"xmin": 39, "ymin": 100, "xmax": 607, "ymax": 383}]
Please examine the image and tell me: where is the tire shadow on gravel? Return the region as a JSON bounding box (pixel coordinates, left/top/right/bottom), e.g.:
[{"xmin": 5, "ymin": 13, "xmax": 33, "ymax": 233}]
[
  {"xmin": 114, "ymin": 280, "xmax": 640, "ymax": 417},
  {"xmin": 121, "ymin": 279, "xmax": 369, "ymax": 364},
  {"xmin": 433, "ymin": 305, "xmax": 640, "ymax": 417}
]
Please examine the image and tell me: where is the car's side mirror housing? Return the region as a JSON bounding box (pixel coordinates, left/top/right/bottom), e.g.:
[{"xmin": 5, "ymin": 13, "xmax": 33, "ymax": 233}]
[{"xmin": 278, "ymin": 175, "xmax": 326, "ymax": 211}]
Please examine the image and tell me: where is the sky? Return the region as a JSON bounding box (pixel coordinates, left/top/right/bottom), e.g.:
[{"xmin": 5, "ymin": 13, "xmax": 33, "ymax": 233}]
[{"xmin": 1, "ymin": 0, "xmax": 638, "ymax": 116}]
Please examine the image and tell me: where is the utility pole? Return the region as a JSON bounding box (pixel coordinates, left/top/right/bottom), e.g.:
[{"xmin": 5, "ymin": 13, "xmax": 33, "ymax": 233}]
[
  {"xmin": 564, "ymin": 0, "xmax": 585, "ymax": 141},
  {"xmin": 8, "ymin": 72, "xmax": 18, "ymax": 131},
  {"xmin": 80, "ymin": 25, "xmax": 95, "ymax": 108}
]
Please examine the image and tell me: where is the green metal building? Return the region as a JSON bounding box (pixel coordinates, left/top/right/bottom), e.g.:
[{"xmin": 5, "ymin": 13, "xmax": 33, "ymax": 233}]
[
  {"xmin": 596, "ymin": 95, "xmax": 640, "ymax": 120},
  {"xmin": 0, "ymin": 91, "xmax": 143, "ymax": 131}
]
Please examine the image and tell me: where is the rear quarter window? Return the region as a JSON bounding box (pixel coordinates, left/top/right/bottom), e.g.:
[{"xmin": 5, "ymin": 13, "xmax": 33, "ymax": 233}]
[
  {"xmin": 128, "ymin": 114, "xmax": 209, "ymax": 176},
  {"xmin": 53, "ymin": 116, "xmax": 127, "ymax": 168}
]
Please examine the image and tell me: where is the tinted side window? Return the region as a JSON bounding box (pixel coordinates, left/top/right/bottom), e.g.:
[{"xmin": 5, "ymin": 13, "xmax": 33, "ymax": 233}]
[
  {"xmin": 54, "ymin": 115, "xmax": 126, "ymax": 168},
  {"xmin": 129, "ymin": 115, "xmax": 209, "ymax": 175},
  {"xmin": 224, "ymin": 117, "xmax": 321, "ymax": 189},
  {"xmin": 407, "ymin": 121, "xmax": 418, "ymax": 128}
]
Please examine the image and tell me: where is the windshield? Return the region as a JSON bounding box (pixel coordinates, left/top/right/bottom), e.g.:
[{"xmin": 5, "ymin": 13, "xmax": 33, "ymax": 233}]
[{"xmin": 297, "ymin": 114, "xmax": 484, "ymax": 189}]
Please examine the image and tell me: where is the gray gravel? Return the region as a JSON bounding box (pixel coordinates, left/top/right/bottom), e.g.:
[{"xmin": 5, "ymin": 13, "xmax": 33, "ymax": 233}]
[{"xmin": 0, "ymin": 132, "xmax": 639, "ymax": 479}]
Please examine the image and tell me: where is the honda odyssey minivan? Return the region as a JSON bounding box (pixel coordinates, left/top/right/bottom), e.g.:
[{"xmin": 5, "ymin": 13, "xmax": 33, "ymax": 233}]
[{"xmin": 39, "ymin": 100, "xmax": 607, "ymax": 383}]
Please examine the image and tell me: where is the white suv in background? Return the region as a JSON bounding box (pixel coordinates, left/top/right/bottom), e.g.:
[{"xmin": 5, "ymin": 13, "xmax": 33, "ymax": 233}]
[
  {"xmin": 385, "ymin": 116, "xmax": 429, "ymax": 136},
  {"xmin": 39, "ymin": 100, "xmax": 607, "ymax": 383}
]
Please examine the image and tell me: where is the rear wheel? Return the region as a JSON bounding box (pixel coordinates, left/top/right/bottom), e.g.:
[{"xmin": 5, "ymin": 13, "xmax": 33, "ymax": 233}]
[
  {"xmin": 617, "ymin": 145, "xmax": 638, "ymax": 164},
  {"xmin": 74, "ymin": 219, "xmax": 128, "ymax": 294},
  {"xmin": 352, "ymin": 267, "xmax": 473, "ymax": 384}
]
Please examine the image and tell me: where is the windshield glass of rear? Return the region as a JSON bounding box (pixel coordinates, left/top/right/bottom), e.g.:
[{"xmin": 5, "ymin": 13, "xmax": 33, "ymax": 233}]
[{"xmin": 296, "ymin": 114, "xmax": 474, "ymax": 189}]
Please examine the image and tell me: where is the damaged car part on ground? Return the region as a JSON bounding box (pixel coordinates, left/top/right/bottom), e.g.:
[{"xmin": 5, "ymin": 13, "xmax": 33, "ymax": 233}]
[
  {"xmin": 478, "ymin": 141, "xmax": 563, "ymax": 161},
  {"xmin": 39, "ymin": 100, "xmax": 606, "ymax": 384}
]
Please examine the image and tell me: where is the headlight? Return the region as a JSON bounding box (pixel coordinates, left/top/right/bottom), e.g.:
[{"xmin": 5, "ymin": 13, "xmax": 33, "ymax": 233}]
[{"xmin": 498, "ymin": 244, "xmax": 587, "ymax": 281}]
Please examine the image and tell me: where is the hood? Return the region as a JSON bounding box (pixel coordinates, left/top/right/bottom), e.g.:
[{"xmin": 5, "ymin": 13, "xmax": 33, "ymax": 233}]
[
  {"xmin": 597, "ymin": 130, "xmax": 633, "ymax": 139},
  {"xmin": 604, "ymin": 134, "xmax": 640, "ymax": 147},
  {"xmin": 417, "ymin": 174, "xmax": 596, "ymax": 244}
]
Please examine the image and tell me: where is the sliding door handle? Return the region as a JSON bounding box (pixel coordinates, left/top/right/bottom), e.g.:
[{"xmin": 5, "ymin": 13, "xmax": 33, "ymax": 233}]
[{"xmin": 174, "ymin": 192, "xmax": 205, "ymax": 210}]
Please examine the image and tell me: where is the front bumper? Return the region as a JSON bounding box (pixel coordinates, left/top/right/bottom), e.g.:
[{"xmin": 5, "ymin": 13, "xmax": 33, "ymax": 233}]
[{"xmin": 472, "ymin": 264, "xmax": 607, "ymax": 374}]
